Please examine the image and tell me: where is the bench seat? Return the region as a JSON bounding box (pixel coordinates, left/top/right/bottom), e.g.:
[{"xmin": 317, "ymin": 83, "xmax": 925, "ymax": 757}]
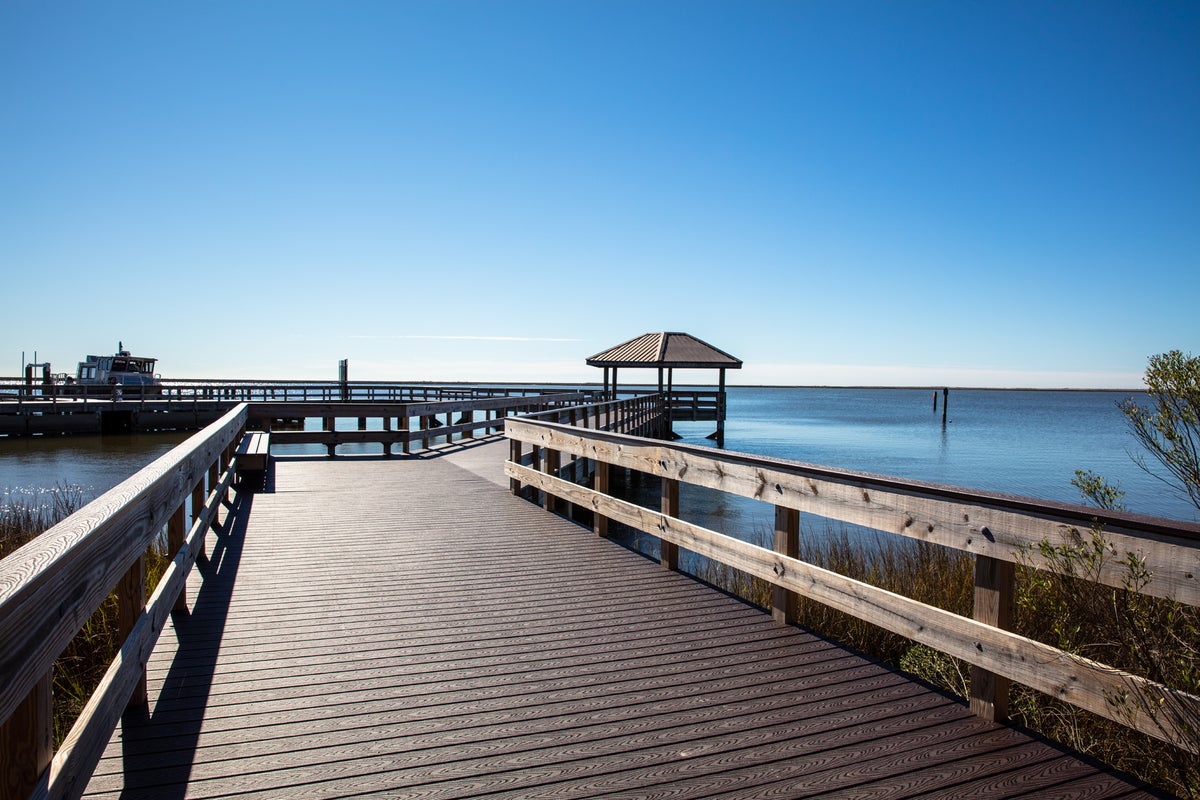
[{"xmin": 236, "ymin": 431, "xmax": 271, "ymax": 472}]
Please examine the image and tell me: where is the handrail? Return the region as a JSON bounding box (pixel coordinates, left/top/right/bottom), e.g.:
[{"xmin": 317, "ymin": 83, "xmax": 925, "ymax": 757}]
[
  {"xmin": 503, "ymin": 417, "xmax": 1200, "ymax": 755},
  {"xmin": 0, "ymin": 404, "xmax": 249, "ymax": 799},
  {"xmin": 0, "ymin": 381, "xmax": 593, "ymax": 408},
  {"xmin": 246, "ymin": 391, "xmax": 600, "ymax": 456}
]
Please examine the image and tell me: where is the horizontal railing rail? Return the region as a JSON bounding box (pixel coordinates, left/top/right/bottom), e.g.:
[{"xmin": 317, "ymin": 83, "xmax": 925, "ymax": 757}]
[
  {"xmin": 503, "ymin": 418, "xmax": 1200, "ymax": 756},
  {"xmin": 0, "ymin": 404, "xmax": 251, "ymax": 799},
  {"xmin": 521, "ymin": 393, "xmax": 662, "ymax": 427},
  {"xmin": 510, "ymin": 395, "xmax": 669, "ymax": 516},
  {"xmin": 247, "ymin": 391, "xmax": 601, "ymax": 456},
  {"xmin": 0, "ymin": 381, "xmax": 590, "ymax": 407}
]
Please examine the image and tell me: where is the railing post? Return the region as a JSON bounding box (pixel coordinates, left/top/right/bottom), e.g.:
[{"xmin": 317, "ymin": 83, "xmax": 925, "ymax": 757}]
[
  {"xmin": 593, "ymin": 459, "xmax": 609, "ymax": 538},
  {"xmin": 509, "ymin": 438, "xmax": 522, "ymax": 495},
  {"xmin": 0, "ymin": 673, "xmax": 52, "ymax": 800},
  {"xmin": 192, "ymin": 479, "xmax": 206, "ymax": 561},
  {"xmin": 208, "ymin": 459, "xmax": 219, "ymax": 508},
  {"xmin": 169, "ymin": 504, "xmax": 187, "ymax": 612},
  {"xmin": 970, "ymin": 554, "xmax": 1015, "ymax": 722},
  {"xmin": 568, "ymin": 409, "xmax": 579, "ymax": 482},
  {"xmin": 463, "ymin": 409, "xmax": 473, "ymax": 439},
  {"xmin": 400, "ymin": 406, "xmax": 410, "ymax": 455},
  {"xmin": 772, "ymin": 505, "xmax": 800, "ymax": 625},
  {"xmin": 543, "ymin": 447, "xmax": 560, "ymax": 513},
  {"xmin": 323, "ymin": 416, "xmax": 336, "ymax": 457},
  {"xmin": 660, "ymin": 476, "xmax": 679, "ymax": 571},
  {"xmin": 221, "ymin": 441, "xmax": 234, "ymax": 503},
  {"xmin": 118, "ymin": 553, "xmax": 148, "ymax": 709},
  {"xmin": 382, "ymin": 415, "xmax": 392, "ymax": 457},
  {"xmin": 531, "ymin": 444, "xmax": 542, "ymax": 505}
]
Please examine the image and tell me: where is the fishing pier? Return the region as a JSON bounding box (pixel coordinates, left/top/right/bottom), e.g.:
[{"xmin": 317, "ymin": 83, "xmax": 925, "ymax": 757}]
[{"xmin": 2, "ymin": 389, "xmax": 1199, "ymax": 798}]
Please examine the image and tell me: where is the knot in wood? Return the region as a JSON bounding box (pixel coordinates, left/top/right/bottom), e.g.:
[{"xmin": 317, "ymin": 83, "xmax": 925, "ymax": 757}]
[{"xmin": 773, "ymin": 562, "xmax": 785, "ymax": 577}]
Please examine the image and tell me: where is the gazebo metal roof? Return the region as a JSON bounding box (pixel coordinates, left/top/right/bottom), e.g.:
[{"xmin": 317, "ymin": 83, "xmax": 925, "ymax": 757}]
[{"xmin": 586, "ymin": 332, "xmax": 742, "ymax": 371}]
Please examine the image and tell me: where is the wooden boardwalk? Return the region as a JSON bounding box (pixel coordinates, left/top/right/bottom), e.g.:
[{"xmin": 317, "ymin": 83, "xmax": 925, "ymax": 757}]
[{"xmin": 83, "ymin": 437, "xmax": 1165, "ymax": 799}]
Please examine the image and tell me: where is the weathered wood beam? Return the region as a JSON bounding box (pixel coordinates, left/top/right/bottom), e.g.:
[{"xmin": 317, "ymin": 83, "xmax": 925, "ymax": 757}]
[{"xmin": 504, "ymin": 419, "xmax": 1200, "ymax": 605}]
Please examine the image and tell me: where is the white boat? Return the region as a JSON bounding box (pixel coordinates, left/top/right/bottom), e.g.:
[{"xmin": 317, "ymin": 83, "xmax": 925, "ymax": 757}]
[{"xmin": 73, "ymin": 342, "xmax": 160, "ymax": 389}]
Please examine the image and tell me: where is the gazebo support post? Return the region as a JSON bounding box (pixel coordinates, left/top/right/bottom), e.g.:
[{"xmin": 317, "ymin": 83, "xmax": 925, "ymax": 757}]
[
  {"xmin": 666, "ymin": 367, "xmax": 678, "ymax": 440},
  {"xmin": 707, "ymin": 367, "xmax": 727, "ymax": 446}
]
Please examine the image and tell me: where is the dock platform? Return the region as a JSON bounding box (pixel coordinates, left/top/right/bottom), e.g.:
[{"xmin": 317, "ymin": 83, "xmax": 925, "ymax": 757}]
[{"xmin": 82, "ymin": 437, "xmax": 1162, "ymax": 799}]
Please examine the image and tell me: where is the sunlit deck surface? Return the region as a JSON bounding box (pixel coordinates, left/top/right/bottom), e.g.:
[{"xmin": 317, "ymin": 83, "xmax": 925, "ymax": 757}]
[{"xmin": 84, "ymin": 437, "xmax": 1164, "ymax": 799}]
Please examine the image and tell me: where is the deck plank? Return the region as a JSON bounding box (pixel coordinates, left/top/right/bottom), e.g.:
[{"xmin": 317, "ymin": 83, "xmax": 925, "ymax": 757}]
[{"xmin": 84, "ymin": 441, "xmax": 1168, "ymax": 799}]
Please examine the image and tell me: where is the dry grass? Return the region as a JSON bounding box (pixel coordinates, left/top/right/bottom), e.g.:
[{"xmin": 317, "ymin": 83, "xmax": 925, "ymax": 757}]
[{"xmin": 2, "ymin": 486, "xmax": 171, "ymax": 745}]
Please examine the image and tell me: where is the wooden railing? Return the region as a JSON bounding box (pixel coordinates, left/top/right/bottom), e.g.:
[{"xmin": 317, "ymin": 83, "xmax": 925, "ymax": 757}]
[
  {"xmin": 663, "ymin": 389, "xmax": 723, "ymax": 422},
  {"xmin": 247, "ymin": 391, "xmax": 600, "ymax": 456},
  {"xmin": 0, "ymin": 380, "xmax": 585, "ymax": 406},
  {"xmin": 509, "ymin": 395, "xmax": 669, "ymax": 522},
  {"xmin": 0, "ymin": 405, "xmax": 250, "ymax": 799},
  {"xmin": 503, "ymin": 417, "xmax": 1200, "ymax": 755}
]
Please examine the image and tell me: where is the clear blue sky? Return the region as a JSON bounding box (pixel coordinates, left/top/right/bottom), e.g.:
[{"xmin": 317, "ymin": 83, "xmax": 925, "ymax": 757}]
[{"xmin": 3, "ymin": 1, "xmax": 1197, "ymax": 387}]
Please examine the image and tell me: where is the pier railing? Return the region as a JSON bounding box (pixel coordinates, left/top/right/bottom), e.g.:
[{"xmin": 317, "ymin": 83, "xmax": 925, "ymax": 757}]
[
  {"xmin": 0, "ymin": 404, "xmax": 249, "ymax": 800},
  {"xmin": 511, "ymin": 394, "xmax": 669, "ymax": 511},
  {"xmin": 248, "ymin": 391, "xmax": 599, "ymax": 456},
  {"xmin": 0, "ymin": 383, "xmax": 602, "ymax": 439},
  {"xmin": 662, "ymin": 389, "xmax": 723, "ymax": 422},
  {"xmin": 0, "ymin": 379, "xmax": 580, "ymax": 405},
  {"xmin": 503, "ymin": 417, "xmax": 1200, "ymax": 755}
]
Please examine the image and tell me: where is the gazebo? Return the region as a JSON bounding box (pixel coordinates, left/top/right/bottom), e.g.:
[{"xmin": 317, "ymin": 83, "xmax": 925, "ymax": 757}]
[{"xmin": 586, "ymin": 332, "xmax": 742, "ymax": 445}]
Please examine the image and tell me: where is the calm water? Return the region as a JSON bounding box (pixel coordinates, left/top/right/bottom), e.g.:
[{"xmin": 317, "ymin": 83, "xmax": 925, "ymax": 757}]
[
  {"xmin": 1, "ymin": 388, "xmax": 1194, "ymax": 526},
  {"xmin": 0, "ymin": 431, "xmax": 191, "ymax": 512},
  {"xmin": 670, "ymin": 387, "xmax": 1196, "ymax": 527}
]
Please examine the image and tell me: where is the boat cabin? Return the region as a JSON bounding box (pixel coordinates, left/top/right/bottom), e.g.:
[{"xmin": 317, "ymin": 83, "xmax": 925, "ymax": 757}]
[{"xmin": 75, "ymin": 344, "xmax": 160, "ymax": 387}]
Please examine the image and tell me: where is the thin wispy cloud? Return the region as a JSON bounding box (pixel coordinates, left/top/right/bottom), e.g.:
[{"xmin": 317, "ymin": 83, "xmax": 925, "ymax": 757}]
[{"xmin": 350, "ymin": 334, "xmax": 584, "ymax": 343}]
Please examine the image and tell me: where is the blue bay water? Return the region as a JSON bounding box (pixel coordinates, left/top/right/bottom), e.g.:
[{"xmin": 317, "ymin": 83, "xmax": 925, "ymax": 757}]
[{"xmin": 665, "ymin": 387, "xmax": 1197, "ymax": 534}]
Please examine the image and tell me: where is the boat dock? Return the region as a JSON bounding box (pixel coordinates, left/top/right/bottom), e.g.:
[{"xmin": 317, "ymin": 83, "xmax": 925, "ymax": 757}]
[{"xmin": 3, "ymin": 394, "xmax": 1197, "ymax": 798}]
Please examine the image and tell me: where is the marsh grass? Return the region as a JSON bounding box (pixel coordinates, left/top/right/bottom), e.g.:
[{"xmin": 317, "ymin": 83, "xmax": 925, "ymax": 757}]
[
  {"xmin": 684, "ymin": 520, "xmax": 1197, "ymax": 798},
  {"xmin": 1, "ymin": 486, "xmax": 171, "ymax": 745}
]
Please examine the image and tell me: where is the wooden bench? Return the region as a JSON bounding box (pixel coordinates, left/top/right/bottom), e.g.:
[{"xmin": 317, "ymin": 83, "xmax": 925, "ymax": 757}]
[{"xmin": 235, "ymin": 431, "xmax": 271, "ymax": 473}]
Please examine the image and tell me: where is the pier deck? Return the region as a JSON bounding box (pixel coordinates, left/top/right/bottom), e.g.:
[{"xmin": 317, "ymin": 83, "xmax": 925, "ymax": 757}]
[{"xmin": 83, "ymin": 437, "xmax": 1161, "ymax": 799}]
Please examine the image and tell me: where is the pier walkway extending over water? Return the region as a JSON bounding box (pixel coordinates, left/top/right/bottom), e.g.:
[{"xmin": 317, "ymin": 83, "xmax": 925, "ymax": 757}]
[{"xmin": 81, "ymin": 437, "xmax": 1162, "ymax": 799}]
